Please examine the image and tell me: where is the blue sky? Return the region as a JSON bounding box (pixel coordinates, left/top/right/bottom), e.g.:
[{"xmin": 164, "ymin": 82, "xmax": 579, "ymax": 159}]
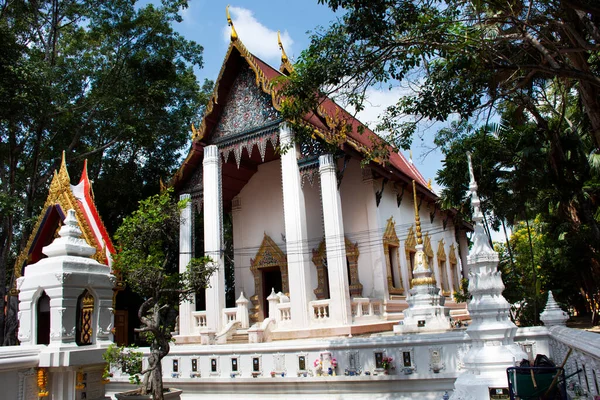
[{"xmin": 172, "ymin": 1, "xmax": 447, "ymax": 191}]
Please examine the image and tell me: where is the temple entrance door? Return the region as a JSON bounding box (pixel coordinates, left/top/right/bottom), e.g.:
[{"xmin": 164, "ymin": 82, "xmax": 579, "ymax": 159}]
[
  {"xmin": 114, "ymin": 310, "xmax": 128, "ymax": 346},
  {"xmin": 262, "ymin": 267, "xmax": 282, "ymax": 318}
]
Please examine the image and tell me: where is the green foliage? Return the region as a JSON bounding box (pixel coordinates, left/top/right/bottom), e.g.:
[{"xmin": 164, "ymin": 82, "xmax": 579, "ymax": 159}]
[
  {"xmin": 0, "ymin": 0, "xmax": 212, "ymax": 344},
  {"xmin": 103, "ymin": 343, "xmax": 143, "ymax": 385},
  {"xmin": 111, "ymin": 189, "xmax": 216, "ymax": 396},
  {"xmin": 281, "ymin": 0, "xmax": 600, "ymax": 323},
  {"xmin": 453, "ymin": 278, "xmax": 471, "ymax": 304}
]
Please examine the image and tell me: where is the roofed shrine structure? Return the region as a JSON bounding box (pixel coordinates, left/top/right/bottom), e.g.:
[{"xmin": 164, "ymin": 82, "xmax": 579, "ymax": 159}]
[{"xmin": 171, "ymin": 16, "xmax": 470, "ymax": 344}]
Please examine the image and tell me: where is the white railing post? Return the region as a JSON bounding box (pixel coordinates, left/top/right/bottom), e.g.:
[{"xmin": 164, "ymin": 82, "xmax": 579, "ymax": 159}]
[
  {"xmin": 267, "ymin": 288, "xmax": 279, "ymax": 321},
  {"xmin": 236, "ymin": 291, "xmax": 249, "ymax": 329}
]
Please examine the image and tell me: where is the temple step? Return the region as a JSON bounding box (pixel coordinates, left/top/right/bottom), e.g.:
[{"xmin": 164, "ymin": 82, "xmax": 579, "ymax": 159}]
[{"xmin": 228, "ymin": 330, "xmax": 249, "ymax": 344}]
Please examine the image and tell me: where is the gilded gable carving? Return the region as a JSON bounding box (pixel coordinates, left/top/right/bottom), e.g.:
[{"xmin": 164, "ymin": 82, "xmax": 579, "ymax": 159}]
[{"xmin": 211, "ymin": 66, "xmax": 279, "ymax": 140}]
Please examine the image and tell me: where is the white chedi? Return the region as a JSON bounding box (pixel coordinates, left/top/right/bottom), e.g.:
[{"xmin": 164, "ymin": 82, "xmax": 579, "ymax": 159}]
[
  {"xmin": 540, "ymin": 291, "xmax": 569, "ymax": 327},
  {"xmin": 451, "ymin": 153, "xmax": 527, "ymax": 400}
]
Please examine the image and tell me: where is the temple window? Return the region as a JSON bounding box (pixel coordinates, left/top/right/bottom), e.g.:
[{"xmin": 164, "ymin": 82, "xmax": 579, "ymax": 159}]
[
  {"xmin": 383, "ymin": 217, "xmax": 403, "ymax": 296},
  {"xmin": 312, "ymin": 237, "xmax": 362, "ymax": 300},
  {"xmin": 37, "ymin": 291, "xmax": 50, "ymax": 345},
  {"xmin": 437, "ymin": 240, "xmax": 450, "ymax": 296},
  {"xmin": 449, "ymin": 244, "xmax": 459, "ymax": 293},
  {"xmin": 76, "ymin": 289, "xmax": 94, "ymax": 346},
  {"xmin": 405, "ymin": 226, "xmax": 417, "ymax": 286}
]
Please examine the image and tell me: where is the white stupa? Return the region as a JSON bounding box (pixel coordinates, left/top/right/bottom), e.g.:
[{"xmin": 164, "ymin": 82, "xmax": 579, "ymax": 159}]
[{"xmin": 451, "ymin": 153, "xmax": 527, "ymax": 399}]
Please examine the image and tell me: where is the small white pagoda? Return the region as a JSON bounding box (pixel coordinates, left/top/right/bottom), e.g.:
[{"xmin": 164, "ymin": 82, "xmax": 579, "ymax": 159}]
[
  {"xmin": 451, "ymin": 153, "xmax": 527, "ymax": 399},
  {"xmin": 17, "ymin": 209, "xmax": 114, "ymax": 400}
]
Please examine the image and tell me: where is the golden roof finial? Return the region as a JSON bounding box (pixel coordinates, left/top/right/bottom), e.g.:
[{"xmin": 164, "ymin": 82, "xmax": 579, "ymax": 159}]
[
  {"xmin": 226, "ymin": 5, "xmax": 238, "ymax": 42},
  {"xmin": 409, "ymin": 150, "xmax": 413, "ymax": 163},
  {"xmin": 412, "ymin": 180, "xmax": 423, "ymax": 245},
  {"xmin": 427, "ymin": 178, "xmax": 432, "ymax": 190},
  {"xmin": 277, "ymin": 31, "xmax": 288, "ymax": 64}
]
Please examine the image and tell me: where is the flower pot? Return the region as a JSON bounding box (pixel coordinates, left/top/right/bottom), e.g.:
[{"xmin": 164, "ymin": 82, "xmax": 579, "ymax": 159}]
[{"xmin": 115, "ymin": 388, "xmax": 182, "ymax": 400}]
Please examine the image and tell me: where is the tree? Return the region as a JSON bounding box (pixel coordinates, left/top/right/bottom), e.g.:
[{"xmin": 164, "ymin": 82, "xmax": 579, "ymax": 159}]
[
  {"xmin": 110, "ymin": 189, "xmax": 216, "ymax": 399},
  {"xmin": 279, "ymin": 0, "xmax": 600, "ymax": 324},
  {"xmin": 0, "ymin": 0, "xmax": 211, "ymax": 345}
]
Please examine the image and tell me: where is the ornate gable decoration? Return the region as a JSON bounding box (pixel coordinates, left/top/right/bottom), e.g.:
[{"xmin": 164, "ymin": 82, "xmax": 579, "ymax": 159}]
[
  {"xmin": 449, "ymin": 243, "xmax": 458, "ymax": 264},
  {"xmin": 405, "ymin": 225, "xmax": 416, "ymax": 251},
  {"xmin": 423, "ymin": 233, "xmax": 433, "ymax": 258},
  {"xmin": 437, "ymin": 239, "xmax": 446, "ymax": 261},
  {"xmin": 251, "ymin": 234, "xmax": 287, "ymax": 271},
  {"xmin": 11, "ymin": 154, "xmax": 114, "ymax": 294},
  {"xmin": 211, "ymin": 66, "xmax": 279, "ymax": 141},
  {"xmin": 383, "ymin": 217, "xmax": 399, "ymax": 246}
]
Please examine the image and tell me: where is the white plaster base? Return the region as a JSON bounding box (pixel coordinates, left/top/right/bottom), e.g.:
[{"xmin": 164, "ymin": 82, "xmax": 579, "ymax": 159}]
[{"xmin": 451, "ymin": 372, "xmax": 509, "ymax": 400}]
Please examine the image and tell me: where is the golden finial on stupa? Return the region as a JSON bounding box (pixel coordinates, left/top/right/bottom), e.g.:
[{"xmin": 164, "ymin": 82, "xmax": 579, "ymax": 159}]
[
  {"xmin": 277, "ymin": 31, "xmax": 288, "ymax": 64},
  {"xmin": 226, "ymin": 5, "xmax": 238, "ymax": 42},
  {"xmin": 412, "ymin": 180, "xmax": 423, "ymax": 245}
]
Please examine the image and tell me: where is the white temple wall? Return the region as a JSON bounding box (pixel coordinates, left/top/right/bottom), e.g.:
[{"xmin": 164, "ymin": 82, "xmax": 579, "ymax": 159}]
[
  {"xmin": 339, "ymin": 160, "xmax": 381, "ymax": 298},
  {"xmin": 377, "ymin": 185, "xmax": 462, "ymax": 295},
  {"xmin": 235, "ymin": 160, "xmax": 285, "ymax": 297},
  {"xmin": 303, "ymin": 179, "xmax": 324, "ymax": 301}
]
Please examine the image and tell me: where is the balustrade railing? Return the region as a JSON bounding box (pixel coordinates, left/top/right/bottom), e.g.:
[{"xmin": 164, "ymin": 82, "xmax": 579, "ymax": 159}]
[
  {"xmin": 191, "ymin": 311, "xmax": 207, "ymax": 334},
  {"xmin": 277, "ymin": 303, "xmax": 292, "ymax": 327},
  {"xmin": 351, "ymin": 298, "xmax": 383, "ymax": 321},
  {"xmin": 310, "ymin": 300, "xmax": 330, "ymax": 321},
  {"xmin": 548, "ymin": 326, "xmax": 600, "ymax": 398},
  {"xmin": 223, "ymin": 308, "xmax": 238, "ymax": 325}
]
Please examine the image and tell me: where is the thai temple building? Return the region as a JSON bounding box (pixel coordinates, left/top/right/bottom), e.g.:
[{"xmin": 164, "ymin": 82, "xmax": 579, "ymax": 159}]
[
  {"xmin": 170, "ymin": 14, "xmax": 470, "ymax": 346},
  {"xmin": 1, "ymin": 10, "xmax": 600, "ymax": 400}
]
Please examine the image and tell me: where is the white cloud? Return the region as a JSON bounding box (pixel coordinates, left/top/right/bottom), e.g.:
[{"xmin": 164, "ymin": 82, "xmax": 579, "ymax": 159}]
[{"xmin": 223, "ymin": 7, "xmax": 293, "ymax": 66}]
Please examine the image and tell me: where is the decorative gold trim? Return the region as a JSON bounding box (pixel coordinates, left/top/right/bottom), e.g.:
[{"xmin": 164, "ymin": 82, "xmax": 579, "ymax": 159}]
[
  {"xmin": 404, "ymin": 225, "xmax": 416, "ymax": 284},
  {"xmin": 277, "ymin": 30, "xmax": 294, "ymax": 74},
  {"xmin": 411, "ymin": 277, "xmax": 436, "ymax": 286},
  {"xmin": 423, "ymin": 233, "xmax": 433, "ymax": 258},
  {"xmin": 250, "ymin": 234, "xmax": 289, "ymax": 323},
  {"xmin": 312, "ymin": 237, "xmax": 362, "ymax": 299},
  {"xmin": 80, "ymin": 290, "xmax": 94, "ymax": 344},
  {"xmin": 226, "ymin": 5, "xmax": 238, "ymax": 42},
  {"xmin": 449, "ymin": 243, "xmax": 458, "ymax": 265},
  {"xmin": 449, "ymin": 243, "xmax": 459, "ymax": 292},
  {"xmin": 37, "ymin": 368, "xmax": 49, "ymax": 397},
  {"xmin": 437, "ymin": 240, "xmax": 449, "ymax": 294},
  {"xmin": 412, "ymin": 181, "xmax": 423, "ymax": 245},
  {"xmin": 383, "ymin": 217, "xmax": 403, "ymax": 295}
]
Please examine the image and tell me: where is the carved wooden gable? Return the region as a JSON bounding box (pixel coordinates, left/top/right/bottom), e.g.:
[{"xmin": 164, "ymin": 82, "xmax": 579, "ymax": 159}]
[
  {"xmin": 383, "ymin": 217, "xmax": 399, "ymax": 246},
  {"xmin": 437, "ymin": 240, "xmax": 446, "ymax": 261},
  {"xmin": 251, "ymin": 234, "xmax": 287, "ymax": 271},
  {"xmin": 449, "ymin": 243, "xmax": 458, "ymax": 264},
  {"xmin": 405, "ymin": 225, "xmax": 416, "ymax": 251},
  {"xmin": 423, "ymin": 233, "xmax": 433, "ymax": 258},
  {"xmin": 211, "ymin": 65, "xmax": 279, "ymax": 141}
]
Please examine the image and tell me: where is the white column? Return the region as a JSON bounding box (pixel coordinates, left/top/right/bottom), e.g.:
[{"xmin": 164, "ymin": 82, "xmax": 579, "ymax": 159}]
[
  {"xmin": 178, "ymin": 193, "xmax": 194, "ymax": 336},
  {"xmin": 280, "ymin": 125, "xmax": 312, "ymax": 327},
  {"xmin": 319, "ymin": 154, "xmax": 352, "ymax": 325},
  {"xmin": 203, "ymin": 145, "xmax": 225, "ymax": 333}
]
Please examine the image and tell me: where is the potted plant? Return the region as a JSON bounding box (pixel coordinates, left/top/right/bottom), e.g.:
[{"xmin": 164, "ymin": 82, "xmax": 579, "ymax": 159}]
[{"xmin": 104, "ymin": 189, "xmax": 216, "ymax": 400}]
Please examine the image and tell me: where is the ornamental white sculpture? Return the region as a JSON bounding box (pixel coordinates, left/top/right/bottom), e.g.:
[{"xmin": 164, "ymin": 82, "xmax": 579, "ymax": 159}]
[{"xmin": 451, "ymin": 153, "xmax": 527, "ymax": 399}]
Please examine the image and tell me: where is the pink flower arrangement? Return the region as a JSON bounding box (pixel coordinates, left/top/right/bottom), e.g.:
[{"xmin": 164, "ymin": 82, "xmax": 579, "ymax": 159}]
[
  {"xmin": 314, "ymin": 359, "xmax": 322, "ymax": 368},
  {"xmin": 381, "ymin": 356, "xmax": 394, "ymax": 370},
  {"xmin": 331, "ymin": 358, "xmax": 338, "ymax": 368}
]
